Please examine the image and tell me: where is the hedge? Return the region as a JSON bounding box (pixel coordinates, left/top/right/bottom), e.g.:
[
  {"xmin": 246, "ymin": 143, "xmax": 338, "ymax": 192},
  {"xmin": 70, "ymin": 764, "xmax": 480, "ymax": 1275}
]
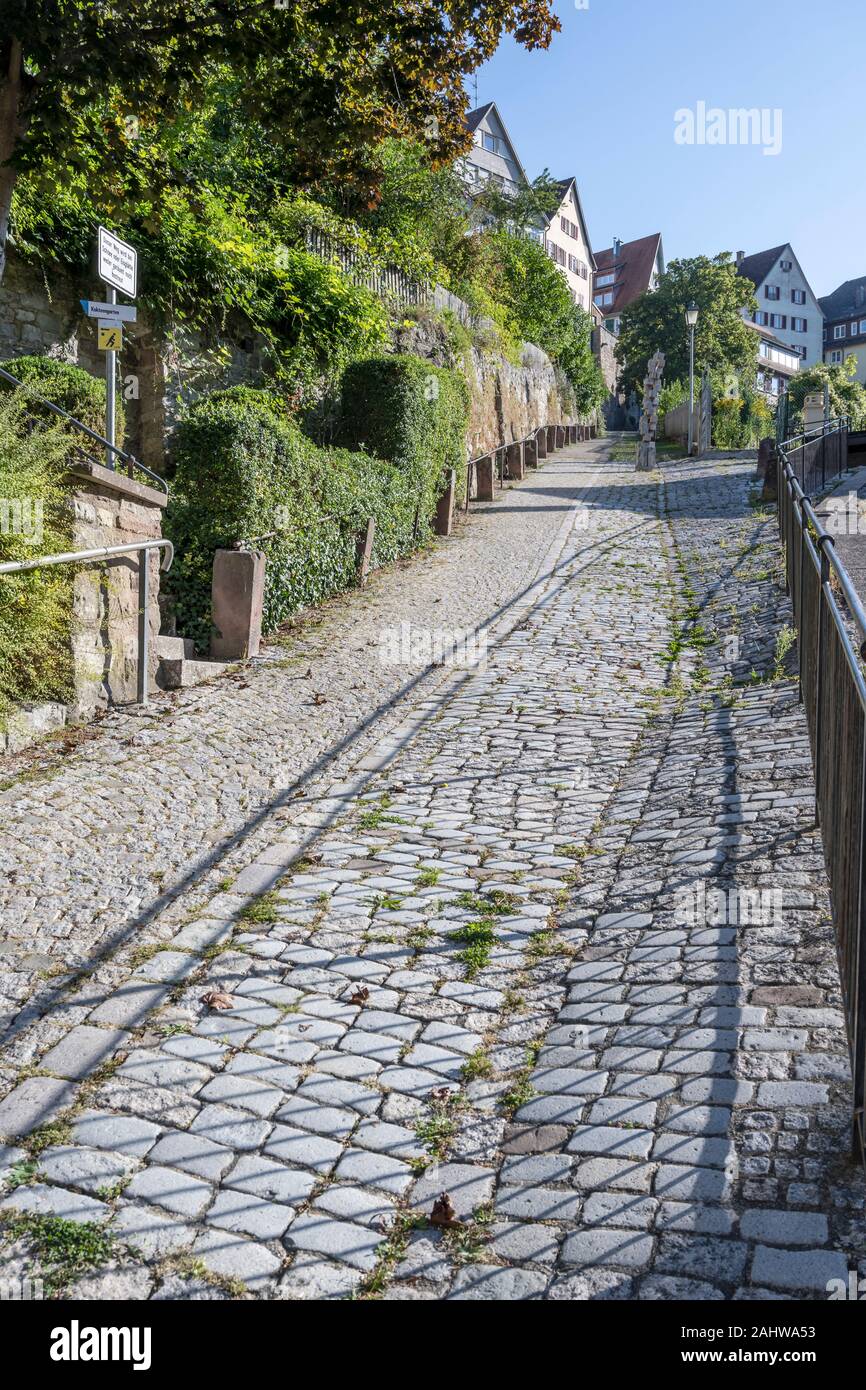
[
  {"xmin": 337, "ymin": 355, "xmax": 469, "ymax": 509},
  {"xmin": 0, "ymin": 354, "xmax": 124, "ymax": 442},
  {"xmin": 164, "ymin": 369, "xmax": 467, "ymax": 650}
]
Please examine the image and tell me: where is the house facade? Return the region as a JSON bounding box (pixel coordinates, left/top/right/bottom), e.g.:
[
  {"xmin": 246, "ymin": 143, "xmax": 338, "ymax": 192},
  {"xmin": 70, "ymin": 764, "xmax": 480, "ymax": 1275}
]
[
  {"xmin": 820, "ymin": 276, "xmax": 866, "ymax": 386},
  {"xmin": 592, "ymin": 233, "xmax": 665, "ymax": 336},
  {"xmin": 746, "ymin": 321, "xmax": 800, "ymax": 401},
  {"xmin": 458, "ymin": 103, "xmax": 529, "ymax": 204},
  {"xmin": 541, "ymin": 178, "xmax": 594, "ymax": 313},
  {"xmin": 736, "ymin": 244, "xmax": 823, "ymax": 367}
]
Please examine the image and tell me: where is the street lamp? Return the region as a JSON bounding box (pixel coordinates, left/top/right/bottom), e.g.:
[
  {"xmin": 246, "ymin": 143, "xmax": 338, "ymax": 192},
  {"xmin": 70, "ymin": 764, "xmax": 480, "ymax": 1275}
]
[{"xmin": 685, "ymin": 302, "xmax": 699, "ymax": 455}]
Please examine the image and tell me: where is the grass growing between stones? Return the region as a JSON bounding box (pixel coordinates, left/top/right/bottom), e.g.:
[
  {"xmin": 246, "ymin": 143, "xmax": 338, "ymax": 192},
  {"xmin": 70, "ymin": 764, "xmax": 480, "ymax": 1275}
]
[
  {"xmin": 448, "ymin": 919, "xmax": 496, "ymax": 978},
  {"xmin": 238, "ymin": 889, "xmax": 280, "ymax": 925},
  {"xmin": 3, "ymin": 1213, "xmax": 116, "ymax": 1296}
]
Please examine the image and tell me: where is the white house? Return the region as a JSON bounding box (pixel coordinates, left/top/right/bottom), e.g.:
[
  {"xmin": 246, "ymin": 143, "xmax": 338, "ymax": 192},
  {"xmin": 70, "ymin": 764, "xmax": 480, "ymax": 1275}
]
[
  {"xmin": 736, "ymin": 244, "xmax": 824, "ymax": 367},
  {"xmin": 820, "ymin": 276, "xmax": 866, "ymax": 386},
  {"xmin": 540, "ymin": 177, "xmax": 595, "ymax": 313}
]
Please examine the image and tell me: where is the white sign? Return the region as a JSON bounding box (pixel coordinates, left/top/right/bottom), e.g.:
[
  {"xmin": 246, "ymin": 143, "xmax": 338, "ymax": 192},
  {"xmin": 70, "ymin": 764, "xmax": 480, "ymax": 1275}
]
[
  {"xmin": 80, "ymin": 299, "xmax": 137, "ymax": 322},
  {"xmin": 97, "ymin": 226, "xmax": 137, "ymax": 297}
]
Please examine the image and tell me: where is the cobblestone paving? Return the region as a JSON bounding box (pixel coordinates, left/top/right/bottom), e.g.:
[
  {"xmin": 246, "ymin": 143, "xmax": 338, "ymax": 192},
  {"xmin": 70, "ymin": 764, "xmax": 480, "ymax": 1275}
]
[{"xmin": 1, "ymin": 444, "xmax": 862, "ymax": 1301}]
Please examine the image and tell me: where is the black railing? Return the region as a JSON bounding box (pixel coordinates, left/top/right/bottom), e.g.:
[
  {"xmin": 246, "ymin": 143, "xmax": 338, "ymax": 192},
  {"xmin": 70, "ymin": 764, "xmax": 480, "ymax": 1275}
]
[
  {"xmin": 783, "ymin": 416, "xmax": 849, "ymax": 497},
  {"xmin": 777, "ymin": 423, "xmax": 866, "ymax": 1165},
  {"xmin": 0, "ymin": 363, "xmax": 168, "ymax": 496}
]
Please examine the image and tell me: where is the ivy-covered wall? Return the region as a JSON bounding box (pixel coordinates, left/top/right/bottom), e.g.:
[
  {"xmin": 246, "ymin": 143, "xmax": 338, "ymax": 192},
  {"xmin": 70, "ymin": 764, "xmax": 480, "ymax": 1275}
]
[{"xmin": 164, "ymin": 369, "xmax": 469, "ymax": 650}]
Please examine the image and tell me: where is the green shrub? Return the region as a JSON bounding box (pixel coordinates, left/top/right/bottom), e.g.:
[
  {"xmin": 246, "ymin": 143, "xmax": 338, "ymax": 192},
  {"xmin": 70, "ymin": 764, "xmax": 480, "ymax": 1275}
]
[
  {"xmin": 0, "ymin": 394, "xmax": 75, "ymax": 725},
  {"xmin": 0, "ymin": 354, "xmax": 124, "ymax": 443},
  {"xmin": 165, "ymin": 375, "xmax": 466, "ymax": 649},
  {"xmin": 337, "ymin": 355, "xmax": 469, "ymax": 510}
]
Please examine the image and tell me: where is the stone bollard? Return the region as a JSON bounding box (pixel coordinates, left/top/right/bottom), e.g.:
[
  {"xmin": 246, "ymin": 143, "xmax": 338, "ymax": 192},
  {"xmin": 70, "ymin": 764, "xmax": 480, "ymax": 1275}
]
[
  {"xmin": 525, "ymin": 436, "xmax": 539, "ymax": 469},
  {"xmin": 435, "ymin": 469, "xmax": 456, "ymax": 535},
  {"xmin": 355, "ymin": 517, "xmax": 375, "ymax": 584},
  {"xmin": 756, "ymin": 436, "xmax": 774, "ymax": 480},
  {"xmin": 211, "ymin": 548, "xmax": 266, "ymax": 660},
  {"xmin": 537, "ymin": 428, "xmax": 547, "ymax": 461},
  {"xmin": 555, "ymin": 425, "xmax": 566, "ymax": 449},
  {"xmin": 475, "ymin": 455, "xmax": 495, "ymax": 501},
  {"xmin": 546, "ymin": 425, "xmax": 557, "ymax": 453},
  {"xmin": 506, "ymin": 442, "xmax": 525, "ymax": 480},
  {"xmin": 569, "ymin": 424, "xmax": 577, "ymax": 444},
  {"xmin": 761, "ymin": 445, "xmax": 779, "ymax": 502}
]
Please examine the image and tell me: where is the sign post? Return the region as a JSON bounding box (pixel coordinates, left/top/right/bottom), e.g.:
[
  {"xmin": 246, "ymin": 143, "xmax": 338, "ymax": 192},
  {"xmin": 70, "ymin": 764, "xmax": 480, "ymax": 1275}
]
[{"xmin": 94, "ymin": 227, "xmax": 138, "ymax": 470}]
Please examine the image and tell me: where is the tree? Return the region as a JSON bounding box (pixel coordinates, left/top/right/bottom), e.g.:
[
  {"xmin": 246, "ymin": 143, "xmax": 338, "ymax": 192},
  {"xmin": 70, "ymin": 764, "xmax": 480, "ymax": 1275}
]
[
  {"xmin": 784, "ymin": 357, "xmax": 866, "ymax": 431},
  {"xmin": 0, "ymin": 0, "xmax": 560, "ymax": 282},
  {"xmin": 615, "ymin": 253, "xmax": 757, "ymax": 395}
]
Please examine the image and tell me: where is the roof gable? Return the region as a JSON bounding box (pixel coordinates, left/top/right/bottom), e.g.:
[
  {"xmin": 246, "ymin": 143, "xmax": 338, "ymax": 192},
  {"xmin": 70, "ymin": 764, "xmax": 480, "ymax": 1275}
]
[
  {"xmin": 819, "ymin": 276, "xmax": 866, "ymax": 320},
  {"xmin": 464, "ymin": 101, "xmax": 529, "ymax": 186},
  {"xmin": 546, "ymin": 176, "xmax": 596, "ymax": 265},
  {"xmin": 593, "ymin": 233, "xmax": 663, "ymax": 312}
]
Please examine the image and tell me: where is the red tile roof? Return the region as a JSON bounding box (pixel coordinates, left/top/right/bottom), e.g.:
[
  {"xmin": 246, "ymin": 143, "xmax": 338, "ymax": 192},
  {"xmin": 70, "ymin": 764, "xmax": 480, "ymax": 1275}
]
[{"xmin": 593, "ymin": 233, "xmax": 663, "ymax": 314}]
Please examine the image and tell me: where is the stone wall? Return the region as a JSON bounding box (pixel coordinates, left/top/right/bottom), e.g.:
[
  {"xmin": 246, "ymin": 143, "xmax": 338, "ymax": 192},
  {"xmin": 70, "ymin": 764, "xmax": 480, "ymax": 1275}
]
[
  {"xmin": 391, "ymin": 313, "xmax": 574, "ymax": 454},
  {"xmin": 69, "ymin": 462, "xmax": 167, "ymax": 719},
  {"xmin": 0, "ymin": 253, "xmax": 263, "ymax": 472}
]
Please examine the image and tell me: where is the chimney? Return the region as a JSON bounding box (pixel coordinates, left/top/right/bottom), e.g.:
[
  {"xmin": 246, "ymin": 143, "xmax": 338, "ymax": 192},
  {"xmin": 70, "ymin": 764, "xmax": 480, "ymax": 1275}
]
[
  {"xmin": 736, "ymin": 250, "xmax": 745, "ymax": 266},
  {"xmin": 612, "ymin": 236, "xmax": 621, "ymax": 259}
]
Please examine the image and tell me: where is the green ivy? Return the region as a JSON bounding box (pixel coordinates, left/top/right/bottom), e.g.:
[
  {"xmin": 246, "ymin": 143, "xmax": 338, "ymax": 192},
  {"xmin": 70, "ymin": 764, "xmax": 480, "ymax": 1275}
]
[{"xmin": 164, "ymin": 366, "xmax": 467, "ymax": 649}]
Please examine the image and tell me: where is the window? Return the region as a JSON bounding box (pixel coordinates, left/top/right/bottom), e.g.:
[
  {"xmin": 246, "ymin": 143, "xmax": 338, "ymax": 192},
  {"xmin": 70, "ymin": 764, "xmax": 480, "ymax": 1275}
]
[
  {"xmin": 791, "ymin": 317, "xmax": 807, "ymax": 333},
  {"xmin": 594, "ymin": 291, "xmax": 613, "ymax": 307},
  {"xmin": 791, "ymin": 345, "xmax": 808, "ymax": 359},
  {"xmin": 792, "ymin": 288, "xmax": 806, "ymax": 304},
  {"xmin": 853, "ymin": 323, "xmax": 862, "ymax": 337},
  {"xmin": 559, "ymin": 216, "xmax": 580, "ymax": 240},
  {"xmin": 769, "ymin": 313, "xmax": 787, "ymax": 329},
  {"xmin": 780, "ymin": 260, "xmax": 792, "ymax": 271},
  {"xmin": 755, "ymin": 311, "xmax": 769, "ymax": 326},
  {"xmin": 830, "ymin": 349, "xmax": 843, "ymax": 364},
  {"xmin": 765, "ymin": 285, "xmax": 780, "ymax": 300},
  {"xmin": 482, "ymin": 132, "xmax": 496, "ymax": 153},
  {"xmin": 596, "ymin": 272, "xmax": 615, "ymax": 287},
  {"xmin": 834, "ymin": 325, "xmax": 846, "ymax": 339},
  {"xmin": 860, "ymin": 321, "xmax": 866, "ymax": 335},
  {"xmin": 579, "ymin": 262, "xmax": 588, "ymax": 279}
]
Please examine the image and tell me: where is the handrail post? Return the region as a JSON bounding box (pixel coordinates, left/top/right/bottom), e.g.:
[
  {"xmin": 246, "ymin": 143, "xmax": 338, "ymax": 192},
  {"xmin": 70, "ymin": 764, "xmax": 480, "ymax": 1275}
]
[
  {"xmin": 137, "ymin": 546, "xmax": 150, "ymax": 704},
  {"xmin": 814, "ymin": 534, "xmax": 833, "ymax": 826}
]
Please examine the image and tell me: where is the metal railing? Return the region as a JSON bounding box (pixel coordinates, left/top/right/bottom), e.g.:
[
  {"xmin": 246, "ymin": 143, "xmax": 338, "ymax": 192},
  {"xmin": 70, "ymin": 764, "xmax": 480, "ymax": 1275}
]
[
  {"xmin": 777, "ymin": 425, "xmax": 866, "ymax": 1164},
  {"xmin": 0, "ymin": 539, "xmax": 174, "ymax": 705},
  {"xmin": 0, "ymin": 364, "xmax": 169, "ymax": 496},
  {"xmin": 782, "ymin": 415, "xmax": 849, "ymax": 497}
]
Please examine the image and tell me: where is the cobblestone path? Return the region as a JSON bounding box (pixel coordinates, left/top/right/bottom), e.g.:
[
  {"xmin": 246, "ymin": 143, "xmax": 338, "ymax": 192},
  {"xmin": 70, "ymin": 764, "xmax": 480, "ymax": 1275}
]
[{"xmin": 0, "ymin": 442, "xmax": 862, "ymax": 1301}]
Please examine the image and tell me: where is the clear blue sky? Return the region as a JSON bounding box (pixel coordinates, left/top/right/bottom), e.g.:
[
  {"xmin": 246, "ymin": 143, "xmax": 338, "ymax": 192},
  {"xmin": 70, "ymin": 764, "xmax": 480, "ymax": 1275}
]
[{"xmin": 472, "ymin": 0, "xmax": 864, "ymax": 297}]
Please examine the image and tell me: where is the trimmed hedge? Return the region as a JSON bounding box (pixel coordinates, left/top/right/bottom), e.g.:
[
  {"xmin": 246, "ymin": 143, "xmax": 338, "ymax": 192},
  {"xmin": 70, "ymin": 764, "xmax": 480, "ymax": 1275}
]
[
  {"xmin": 337, "ymin": 355, "xmax": 469, "ymax": 509},
  {"xmin": 165, "ymin": 371, "xmax": 466, "ymax": 649},
  {"xmin": 0, "ymin": 354, "xmax": 124, "ymax": 442}
]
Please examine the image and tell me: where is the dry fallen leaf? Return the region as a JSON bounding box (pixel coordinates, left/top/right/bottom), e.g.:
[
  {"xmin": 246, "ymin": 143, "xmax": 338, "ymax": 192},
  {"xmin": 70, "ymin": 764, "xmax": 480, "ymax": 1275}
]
[
  {"xmin": 311, "ymin": 692, "xmax": 327, "ymax": 705},
  {"xmin": 201, "ymin": 990, "xmax": 234, "ymax": 1011},
  {"xmin": 430, "ymin": 1193, "xmax": 461, "ymax": 1229},
  {"xmin": 349, "ymin": 986, "xmax": 370, "ymax": 1005}
]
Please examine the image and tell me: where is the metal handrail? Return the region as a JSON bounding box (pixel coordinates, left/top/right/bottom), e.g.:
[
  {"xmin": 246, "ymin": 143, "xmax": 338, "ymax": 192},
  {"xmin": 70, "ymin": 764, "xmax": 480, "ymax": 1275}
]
[
  {"xmin": 0, "ymin": 364, "xmax": 169, "ymax": 496},
  {"xmin": 776, "ymin": 421, "xmax": 866, "ymax": 1166},
  {"xmin": 0, "ymin": 538, "xmax": 173, "ymax": 705},
  {"xmin": 780, "ymin": 415, "xmax": 850, "ymax": 454}
]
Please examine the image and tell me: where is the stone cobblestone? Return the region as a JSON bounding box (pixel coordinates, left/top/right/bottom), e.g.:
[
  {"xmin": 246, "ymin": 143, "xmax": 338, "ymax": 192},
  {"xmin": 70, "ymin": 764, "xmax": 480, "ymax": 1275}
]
[{"xmin": 0, "ymin": 441, "xmax": 863, "ymax": 1301}]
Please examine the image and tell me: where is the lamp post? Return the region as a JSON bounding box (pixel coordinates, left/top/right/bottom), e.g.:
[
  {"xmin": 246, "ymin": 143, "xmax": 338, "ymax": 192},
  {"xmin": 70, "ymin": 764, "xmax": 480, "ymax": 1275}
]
[{"xmin": 685, "ymin": 301, "xmax": 699, "ymax": 455}]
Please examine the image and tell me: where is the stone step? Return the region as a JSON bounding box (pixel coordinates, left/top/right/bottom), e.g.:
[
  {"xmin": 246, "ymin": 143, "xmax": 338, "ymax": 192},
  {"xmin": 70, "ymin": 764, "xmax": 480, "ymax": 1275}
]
[
  {"xmin": 157, "ymin": 657, "xmax": 229, "ymax": 690},
  {"xmin": 155, "ymin": 634, "xmax": 195, "ymax": 661}
]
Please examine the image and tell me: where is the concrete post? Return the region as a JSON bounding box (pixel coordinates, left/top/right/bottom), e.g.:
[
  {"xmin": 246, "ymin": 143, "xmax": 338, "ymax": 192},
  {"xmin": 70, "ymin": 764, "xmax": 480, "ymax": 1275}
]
[
  {"xmin": 211, "ymin": 549, "xmax": 266, "ymax": 660},
  {"xmin": 435, "ymin": 469, "xmax": 456, "ymax": 535},
  {"xmin": 506, "ymin": 442, "xmax": 525, "ymax": 480},
  {"xmin": 525, "ymin": 436, "xmax": 539, "ymax": 469},
  {"xmin": 475, "ymin": 455, "xmax": 495, "ymax": 501},
  {"xmin": 546, "ymin": 425, "xmax": 557, "ymax": 453},
  {"xmin": 355, "ymin": 517, "xmax": 375, "ymax": 585},
  {"xmin": 555, "ymin": 425, "xmax": 566, "ymax": 449},
  {"xmin": 536, "ymin": 428, "xmax": 547, "ymax": 461}
]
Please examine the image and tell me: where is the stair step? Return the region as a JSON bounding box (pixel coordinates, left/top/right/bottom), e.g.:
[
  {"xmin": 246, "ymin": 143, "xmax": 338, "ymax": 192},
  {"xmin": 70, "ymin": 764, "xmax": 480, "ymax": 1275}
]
[
  {"xmin": 156, "ymin": 635, "xmax": 195, "ymax": 660},
  {"xmin": 158, "ymin": 657, "xmax": 228, "ymax": 690}
]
